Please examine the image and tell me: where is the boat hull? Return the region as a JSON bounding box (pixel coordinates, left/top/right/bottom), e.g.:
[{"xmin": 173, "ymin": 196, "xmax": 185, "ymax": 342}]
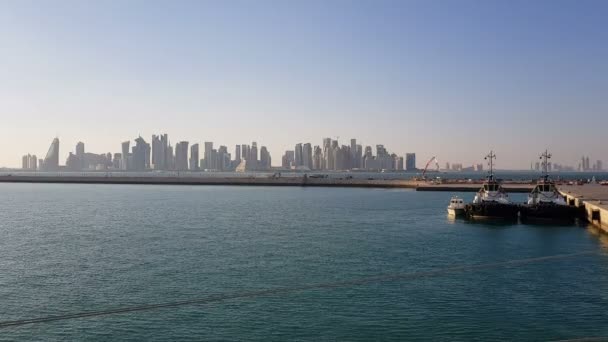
[
  {"xmin": 520, "ymin": 203, "xmax": 581, "ymax": 222},
  {"xmin": 465, "ymin": 202, "xmax": 519, "ymax": 220},
  {"xmin": 448, "ymin": 208, "xmax": 465, "ymax": 216}
]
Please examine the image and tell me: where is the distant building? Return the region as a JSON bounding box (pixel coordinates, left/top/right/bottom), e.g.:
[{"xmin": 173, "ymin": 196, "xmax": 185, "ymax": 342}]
[
  {"xmin": 405, "ymin": 153, "xmax": 416, "ymax": 171},
  {"xmin": 175, "ymin": 141, "xmax": 189, "ymax": 171},
  {"xmin": 132, "ymin": 136, "xmax": 150, "ymax": 171},
  {"xmin": 190, "ymin": 144, "xmax": 199, "ymax": 170},
  {"xmin": 282, "ymin": 150, "xmax": 295, "ymax": 168},
  {"xmin": 312, "ymin": 146, "xmax": 323, "ymax": 170},
  {"xmin": 121, "ymin": 141, "xmax": 131, "ymax": 170},
  {"xmin": 152, "ymin": 134, "xmax": 169, "ymax": 170},
  {"xmin": 302, "ymin": 143, "xmax": 313, "ymax": 170},
  {"xmin": 204, "ymin": 142, "xmax": 214, "ymax": 170},
  {"xmin": 294, "ymin": 143, "xmax": 303, "ymax": 167},
  {"xmin": 42, "ymin": 138, "xmax": 60, "ymax": 171},
  {"xmin": 259, "ymin": 146, "xmax": 271, "ymax": 170},
  {"xmin": 395, "ymin": 156, "xmax": 404, "ymax": 171},
  {"xmin": 21, "ymin": 154, "xmax": 37, "ymax": 170},
  {"xmin": 235, "ymin": 145, "xmax": 241, "ymax": 163}
]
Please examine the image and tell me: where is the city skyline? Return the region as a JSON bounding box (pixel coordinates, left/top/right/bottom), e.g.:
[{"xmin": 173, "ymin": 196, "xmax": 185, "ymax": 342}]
[
  {"xmin": 15, "ymin": 133, "xmax": 605, "ymax": 173},
  {"xmin": 2, "ymin": 1, "xmax": 608, "ymax": 168}
]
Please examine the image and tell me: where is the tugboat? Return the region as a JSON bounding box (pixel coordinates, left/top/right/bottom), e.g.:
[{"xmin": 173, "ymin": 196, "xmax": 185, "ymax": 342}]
[
  {"xmin": 520, "ymin": 150, "xmax": 580, "ymax": 222},
  {"xmin": 465, "ymin": 151, "xmax": 520, "ymax": 219},
  {"xmin": 447, "ymin": 196, "xmax": 466, "ymax": 216}
]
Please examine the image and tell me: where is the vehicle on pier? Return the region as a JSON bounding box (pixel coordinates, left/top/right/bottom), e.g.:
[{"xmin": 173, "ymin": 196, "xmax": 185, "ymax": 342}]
[
  {"xmin": 465, "ymin": 151, "xmax": 519, "ymax": 220},
  {"xmin": 520, "ymin": 150, "xmax": 580, "ymax": 222}
]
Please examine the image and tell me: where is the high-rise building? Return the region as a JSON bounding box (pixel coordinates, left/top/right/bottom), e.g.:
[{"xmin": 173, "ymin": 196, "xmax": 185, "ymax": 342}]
[
  {"xmin": 294, "ymin": 143, "xmax": 303, "ymax": 167},
  {"xmin": 22, "ymin": 154, "xmax": 38, "ymax": 170},
  {"xmin": 42, "ymin": 138, "xmax": 60, "ymax": 171},
  {"xmin": 190, "ymin": 144, "xmax": 199, "ymax": 170},
  {"xmin": 204, "ymin": 142, "xmax": 214, "ymax": 170},
  {"xmin": 302, "ymin": 143, "xmax": 313, "ymax": 169},
  {"xmin": 235, "ymin": 145, "xmax": 241, "ymax": 163},
  {"xmin": 132, "ymin": 136, "xmax": 150, "ymax": 171},
  {"xmin": 152, "ymin": 134, "xmax": 169, "ymax": 170},
  {"xmin": 312, "ymin": 146, "xmax": 323, "ymax": 170},
  {"xmin": 322, "ymin": 138, "xmax": 331, "ymax": 170},
  {"xmin": 175, "ymin": 141, "xmax": 189, "ymax": 171},
  {"xmin": 74, "ymin": 142, "xmax": 85, "ymax": 170},
  {"xmin": 282, "ymin": 150, "xmax": 295, "ymax": 169},
  {"xmin": 260, "ymin": 146, "xmax": 271, "ymax": 170},
  {"xmin": 121, "ymin": 141, "xmax": 130, "ymax": 170},
  {"xmin": 395, "ymin": 156, "xmax": 404, "ymax": 171},
  {"xmin": 217, "ymin": 145, "xmax": 230, "ymax": 170},
  {"xmin": 76, "ymin": 142, "xmax": 85, "ymax": 157},
  {"xmin": 350, "ymin": 139, "xmax": 357, "ymax": 169},
  {"xmin": 250, "ymin": 142, "xmax": 258, "ymax": 169},
  {"xmin": 405, "ymin": 153, "xmax": 416, "ymax": 171}
]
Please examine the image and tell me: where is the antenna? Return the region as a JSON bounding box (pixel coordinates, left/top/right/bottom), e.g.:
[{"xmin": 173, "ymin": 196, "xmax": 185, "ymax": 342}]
[
  {"xmin": 539, "ymin": 149, "xmax": 552, "ymax": 180},
  {"xmin": 484, "ymin": 150, "xmax": 496, "ymax": 179}
]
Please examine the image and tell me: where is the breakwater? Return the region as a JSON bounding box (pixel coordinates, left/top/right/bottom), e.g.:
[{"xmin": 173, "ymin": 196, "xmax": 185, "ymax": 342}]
[{"xmin": 0, "ymin": 173, "xmax": 538, "ymax": 191}]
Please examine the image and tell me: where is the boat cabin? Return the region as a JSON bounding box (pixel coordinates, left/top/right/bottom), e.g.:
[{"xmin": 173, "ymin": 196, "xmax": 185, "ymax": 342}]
[{"xmin": 450, "ymin": 198, "xmax": 464, "ymax": 205}]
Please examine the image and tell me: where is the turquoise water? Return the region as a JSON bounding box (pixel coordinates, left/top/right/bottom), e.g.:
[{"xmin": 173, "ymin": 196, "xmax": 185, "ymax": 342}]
[{"xmin": 1, "ymin": 183, "xmax": 608, "ymax": 341}]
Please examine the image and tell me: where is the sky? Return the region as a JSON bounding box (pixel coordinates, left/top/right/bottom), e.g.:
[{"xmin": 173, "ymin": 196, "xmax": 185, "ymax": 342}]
[{"xmin": 1, "ymin": 0, "xmax": 607, "ymax": 169}]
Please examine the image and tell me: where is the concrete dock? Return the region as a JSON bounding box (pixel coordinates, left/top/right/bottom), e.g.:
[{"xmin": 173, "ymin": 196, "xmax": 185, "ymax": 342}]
[{"xmin": 559, "ymin": 184, "xmax": 608, "ymax": 232}]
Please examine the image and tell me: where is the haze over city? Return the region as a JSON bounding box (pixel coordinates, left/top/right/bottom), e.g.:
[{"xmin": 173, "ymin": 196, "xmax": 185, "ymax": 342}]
[{"xmin": 2, "ymin": 0, "xmax": 607, "ymax": 169}]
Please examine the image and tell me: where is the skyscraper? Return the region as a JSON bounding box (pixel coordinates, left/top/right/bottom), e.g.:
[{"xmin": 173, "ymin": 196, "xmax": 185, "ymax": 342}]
[
  {"xmin": 42, "ymin": 138, "xmax": 60, "ymax": 171},
  {"xmin": 405, "ymin": 153, "xmax": 416, "ymax": 171},
  {"xmin": 302, "ymin": 143, "xmax": 313, "ymax": 169},
  {"xmin": 260, "ymin": 146, "xmax": 271, "ymax": 170},
  {"xmin": 175, "ymin": 141, "xmax": 189, "ymax": 171},
  {"xmin": 132, "ymin": 136, "xmax": 150, "ymax": 171},
  {"xmin": 22, "ymin": 154, "xmax": 37, "ymax": 170},
  {"xmin": 190, "ymin": 143, "xmax": 199, "ymax": 170},
  {"xmin": 235, "ymin": 145, "xmax": 241, "ymax": 163},
  {"xmin": 282, "ymin": 150, "xmax": 295, "ymax": 169},
  {"xmin": 322, "ymin": 138, "xmax": 331, "ymax": 170},
  {"xmin": 75, "ymin": 142, "xmax": 85, "ymax": 170},
  {"xmin": 121, "ymin": 141, "xmax": 130, "ymax": 170},
  {"xmin": 350, "ymin": 139, "xmax": 357, "ymax": 169},
  {"xmin": 250, "ymin": 142, "xmax": 258, "ymax": 169},
  {"xmin": 152, "ymin": 134, "xmax": 169, "ymax": 170},
  {"xmin": 294, "ymin": 143, "xmax": 303, "ymax": 167},
  {"xmin": 204, "ymin": 142, "xmax": 214, "ymax": 170}
]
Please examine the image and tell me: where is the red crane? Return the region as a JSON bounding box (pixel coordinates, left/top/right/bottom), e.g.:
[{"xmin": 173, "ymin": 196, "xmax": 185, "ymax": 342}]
[{"xmin": 422, "ymin": 156, "xmax": 440, "ymax": 179}]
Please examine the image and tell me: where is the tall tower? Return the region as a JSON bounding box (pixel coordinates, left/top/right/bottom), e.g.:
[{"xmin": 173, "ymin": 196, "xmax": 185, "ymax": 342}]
[
  {"xmin": 190, "ymin": 143, "xmax": 199, "ymax": 171},
  {"xmin": 42, "ymin": 138, "xmax": 60, "ymax": 171}
]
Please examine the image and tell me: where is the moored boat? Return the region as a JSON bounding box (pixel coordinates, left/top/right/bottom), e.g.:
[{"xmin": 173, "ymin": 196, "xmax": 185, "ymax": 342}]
[
  {"xmin": 520, "ymin": 150, "xmax": 580, "ymax": 222},
  {"xmin": 465, "ymin": 151, "xmax": 519, "ymax": 220},
  {"xmin": 447, "ymin": 196, "xmax": 465, "ymax": 216}
]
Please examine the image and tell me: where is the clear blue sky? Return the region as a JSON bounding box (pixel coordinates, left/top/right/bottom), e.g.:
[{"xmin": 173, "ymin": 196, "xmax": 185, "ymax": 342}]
[{"xmin": 1, "ymin": 0, "xmax": 607, "ymax": 169}]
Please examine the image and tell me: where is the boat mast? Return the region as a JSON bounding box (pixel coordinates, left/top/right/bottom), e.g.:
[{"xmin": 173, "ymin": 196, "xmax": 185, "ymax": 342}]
[
  {"xmin": 485, "ymin": 150, "xmax": 496, "ymax": 180},
  {"xmin": 540, "ymin": 149, "xmax": 552, "ymax": 181}
]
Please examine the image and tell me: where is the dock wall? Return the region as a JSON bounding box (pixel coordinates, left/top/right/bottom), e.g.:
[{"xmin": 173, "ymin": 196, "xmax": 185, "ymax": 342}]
[{"xmin": 560, "ymin": 185, "xmax": 608, "ymax": 233}]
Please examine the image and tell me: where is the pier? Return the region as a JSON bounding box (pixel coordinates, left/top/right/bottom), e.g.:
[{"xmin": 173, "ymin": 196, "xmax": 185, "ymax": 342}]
[{"xmin": 559, "ymin": 184, "xmax": 608, "ymax": 232}]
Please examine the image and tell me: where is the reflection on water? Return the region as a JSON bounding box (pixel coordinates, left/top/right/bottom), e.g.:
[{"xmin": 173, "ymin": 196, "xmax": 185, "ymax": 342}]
[{"xmin": 587, "ymin": 224, "xmax": 608, "ymax": 250}]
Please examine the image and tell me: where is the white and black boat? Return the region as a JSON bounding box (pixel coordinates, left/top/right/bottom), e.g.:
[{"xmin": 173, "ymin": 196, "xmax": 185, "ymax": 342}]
[
  {"xmin": 465, "ymin": 151, "xmax": 519, "ymax": 219},
  {"xmin": 447, "ymin": 196, "xmax": 466, "ymax": 216},
  {"xmin": 520, "ymin": 150, "xmax": 580, "ymax": 221}
]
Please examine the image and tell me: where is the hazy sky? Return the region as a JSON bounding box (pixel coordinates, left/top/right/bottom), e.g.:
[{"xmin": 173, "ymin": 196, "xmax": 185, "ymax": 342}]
[{"xmin": 1, "ymin": 0, "xmax": 607, "ymax": 169}]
